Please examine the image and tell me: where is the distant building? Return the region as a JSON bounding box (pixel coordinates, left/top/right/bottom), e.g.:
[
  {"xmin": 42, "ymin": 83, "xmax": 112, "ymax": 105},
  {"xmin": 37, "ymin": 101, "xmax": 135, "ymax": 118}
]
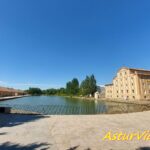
[
  {"xmin": 94, "ymin": 86, "xmax": 105, "ymax": 99},
  {"xmin": 94, "ymin": 91, "xmax": 100, "ymax": 99},
  {"xmin": 105, "ymin": 67, "xmax": 150, "ymax": 100},
  {"xmin": 0, "ymin": 87, "xmax": 25, "ymax": 97}
]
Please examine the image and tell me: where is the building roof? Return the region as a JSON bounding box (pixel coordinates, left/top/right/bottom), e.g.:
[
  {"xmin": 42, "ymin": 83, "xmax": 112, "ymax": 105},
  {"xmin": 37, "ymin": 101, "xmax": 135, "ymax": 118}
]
[
  {"xmin": 118, "ymin": 67, "xmax": 150, "ymax": 73},
  {"xmin": 129, "ymin": 68, "xmax": 150, "ymax": 72},
  {"xmin": 105, "ymin": 84, "xmax": 113, "ymax": 86},
  {"xmin": 0, "ymin": 86, "xmax": 24, "ymax": 93}
]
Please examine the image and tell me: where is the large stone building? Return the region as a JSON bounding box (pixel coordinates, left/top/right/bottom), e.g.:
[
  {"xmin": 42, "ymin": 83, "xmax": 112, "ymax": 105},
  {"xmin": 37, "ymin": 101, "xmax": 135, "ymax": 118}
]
[{"xmin": 105, "ymin": 67, "xmax": 150, "ymax": 100}]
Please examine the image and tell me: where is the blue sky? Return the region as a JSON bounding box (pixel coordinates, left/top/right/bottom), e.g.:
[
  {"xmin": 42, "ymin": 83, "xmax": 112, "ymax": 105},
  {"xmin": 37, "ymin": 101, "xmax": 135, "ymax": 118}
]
[{"xmin": 0, "ymin": 0, "xmax": 150, "ymax": 89}]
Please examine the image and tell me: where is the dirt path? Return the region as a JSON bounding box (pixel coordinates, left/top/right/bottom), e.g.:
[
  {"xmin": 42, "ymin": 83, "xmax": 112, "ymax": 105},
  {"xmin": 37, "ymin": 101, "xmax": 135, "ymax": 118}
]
[{"xmin": 0, "ymin": 111, "xmax": 150, "ymax": 150}]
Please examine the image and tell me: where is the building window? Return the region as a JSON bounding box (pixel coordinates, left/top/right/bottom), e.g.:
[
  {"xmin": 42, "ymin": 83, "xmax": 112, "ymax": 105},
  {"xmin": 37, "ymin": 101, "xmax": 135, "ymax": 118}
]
[
  {"xmin": 144, "ymin": 96, "xmax": 146, "ymax": 99},
  {"xmin": 133, "ymin": 96, "xmax": 135, "ymax": 99},
  {"xmin": 131, "ymin": 79, "xmax": 134, "ymax": 83},
  {"xmin": 132, "ymin": 90, "xmax": 134, "ymax": 93},
  {"xmin": 127, "ymin": 90, "xmax": 128, "ymax": 93}
]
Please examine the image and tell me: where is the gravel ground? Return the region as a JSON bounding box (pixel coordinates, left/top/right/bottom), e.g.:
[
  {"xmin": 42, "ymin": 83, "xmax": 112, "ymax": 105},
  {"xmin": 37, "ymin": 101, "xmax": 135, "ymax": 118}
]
[{"xmin": 0, "ymin": 111, "xmax": 150, "ymax": 150}]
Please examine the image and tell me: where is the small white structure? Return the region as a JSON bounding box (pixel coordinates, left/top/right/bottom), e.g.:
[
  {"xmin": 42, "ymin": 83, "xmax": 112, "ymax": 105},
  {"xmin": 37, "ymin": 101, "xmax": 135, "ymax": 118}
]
[
  {"xmin": 89, "ymin": 94, "xmax": 92, "ymax": 98},
  {"xmin": 94, "ymin": 91, "xmax": 100, "ymax": 99}
]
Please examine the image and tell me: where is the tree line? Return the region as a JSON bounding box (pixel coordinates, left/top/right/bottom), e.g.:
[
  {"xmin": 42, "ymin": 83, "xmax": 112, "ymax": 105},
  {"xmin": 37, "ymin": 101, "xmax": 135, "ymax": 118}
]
[{"xmin": 26, "ymin": 74, "xmax": 97, "ymax": 97}]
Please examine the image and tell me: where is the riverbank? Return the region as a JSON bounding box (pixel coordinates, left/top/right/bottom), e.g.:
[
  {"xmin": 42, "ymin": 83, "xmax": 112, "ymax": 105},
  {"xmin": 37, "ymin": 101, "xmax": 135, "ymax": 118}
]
[
  {"xmin": 64, "ymin": 95, "xmax": 150, "ymax": 105},
  {"xmin": 0, "ymin": 95, "xmax": 29, "ymax": 101},
  {"xmin": 0, "ymin": 111, "xmax": 150, "ymax": 150}
]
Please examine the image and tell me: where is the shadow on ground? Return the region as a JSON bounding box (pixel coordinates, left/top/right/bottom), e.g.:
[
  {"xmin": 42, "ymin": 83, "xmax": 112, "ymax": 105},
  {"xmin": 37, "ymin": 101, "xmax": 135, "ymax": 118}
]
[
  {"xmin": 67, "ymin": 145, "xmax": 79, "ymax": 150},
  {"xmin": 0, "ymin": 132, "xmax": 7, "ymax": 135},
  {"xmin": 0, "ymin": 114, "xmax": 49, "ymax": 128},
  {"xmin": 66, "ymin": 146, "xmax": 91, "ymax": 150},
  {"xmin": 0, "ymin": 142, "xmax": 50, "ymax": 150},
  {"xmin": 137, "ymin": 147, "xmax": 150, "ymax": 150}
]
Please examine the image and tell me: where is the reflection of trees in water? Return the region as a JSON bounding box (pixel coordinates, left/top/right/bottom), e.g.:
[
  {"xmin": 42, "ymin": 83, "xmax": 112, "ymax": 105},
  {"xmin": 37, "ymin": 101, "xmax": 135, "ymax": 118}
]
[
  {"xmin": 63, "ymin": 97, "xmax": 81, "ymax": 105},
  {"xmin": 1, "ymin": 96, "xmax": 150, "ymax": 114},
  {"xmin": 51, "ymin": 97, "xmax": 149, "ymax": 114},
  {"xmin": 63, "ymin": 97, "xmax": 98, "ymax": 114},
  {"xmin": 95, "ymin": 102, "xmax": 107, "ymax": 114}
]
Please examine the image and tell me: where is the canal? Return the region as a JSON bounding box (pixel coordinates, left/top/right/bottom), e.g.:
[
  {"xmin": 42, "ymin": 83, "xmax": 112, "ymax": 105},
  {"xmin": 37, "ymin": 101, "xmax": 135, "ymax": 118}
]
[{"xmin": 0, "ymin": 96, "xmax": 149, "ymax": 115}]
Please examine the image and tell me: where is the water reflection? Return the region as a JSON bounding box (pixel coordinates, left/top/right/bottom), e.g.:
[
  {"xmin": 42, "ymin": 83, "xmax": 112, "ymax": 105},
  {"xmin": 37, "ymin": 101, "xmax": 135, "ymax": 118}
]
[{"xmin": 0, "ymin": 96, "xmax": 149, "ymax": 115}]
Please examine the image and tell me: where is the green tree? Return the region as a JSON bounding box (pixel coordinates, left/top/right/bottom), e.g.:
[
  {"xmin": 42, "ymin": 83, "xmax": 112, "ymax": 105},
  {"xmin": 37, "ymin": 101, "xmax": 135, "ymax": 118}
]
[
  {"xmin": 66, "ymin": 78, "xmax": 79, "ymax": 95},
  {"xmin": 66, "ymin": 81, "xmax": 72, "ymax": 95},
  {"xmin": 57, "ymin": 88, "xmax": 66, "ymax": 95},
  {"xmin": 43, "ymin": 88, "xmax": 57, "ymax": 95},
  {"xmin": 27, "ymin": 87, "xmax": 42, "ymax": 95},
  {"xmin": 80, "ymin": 76, "xmax": 90, "ymax": 96},
  {"xmin": 71, "ymin": 78, "xmax": 79, "ymax": 95},
  {"xmin": 80, "ymin": 75, "xmax": 97, "ymax": 96},
  {"xmin": 43, "ymin": 88, "xmax": 66, "ymax": 95},
  {"xmin": 89, "ymin": 74, "xmax": 97, "ymax": 95}
]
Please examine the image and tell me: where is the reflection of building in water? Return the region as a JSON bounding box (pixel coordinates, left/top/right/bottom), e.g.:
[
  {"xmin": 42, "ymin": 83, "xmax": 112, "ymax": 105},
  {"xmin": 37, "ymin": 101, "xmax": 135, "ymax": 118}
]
[{"xmin": 105, "ymin": 67, "xmax": 150, "ymax": 100}]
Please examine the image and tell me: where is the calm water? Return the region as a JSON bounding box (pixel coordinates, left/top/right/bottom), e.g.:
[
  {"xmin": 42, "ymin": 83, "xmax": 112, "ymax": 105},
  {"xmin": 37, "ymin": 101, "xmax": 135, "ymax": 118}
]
[{"xmin": 0, "ymin": 96, "xmax": 149, "ymax": 114}]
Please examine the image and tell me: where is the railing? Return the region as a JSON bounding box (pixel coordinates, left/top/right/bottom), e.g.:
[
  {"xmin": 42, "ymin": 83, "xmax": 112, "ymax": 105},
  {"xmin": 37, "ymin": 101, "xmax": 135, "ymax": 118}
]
[{"xmin": 0, "ymin": 103, "xmax": 150, "ymax": 115}]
